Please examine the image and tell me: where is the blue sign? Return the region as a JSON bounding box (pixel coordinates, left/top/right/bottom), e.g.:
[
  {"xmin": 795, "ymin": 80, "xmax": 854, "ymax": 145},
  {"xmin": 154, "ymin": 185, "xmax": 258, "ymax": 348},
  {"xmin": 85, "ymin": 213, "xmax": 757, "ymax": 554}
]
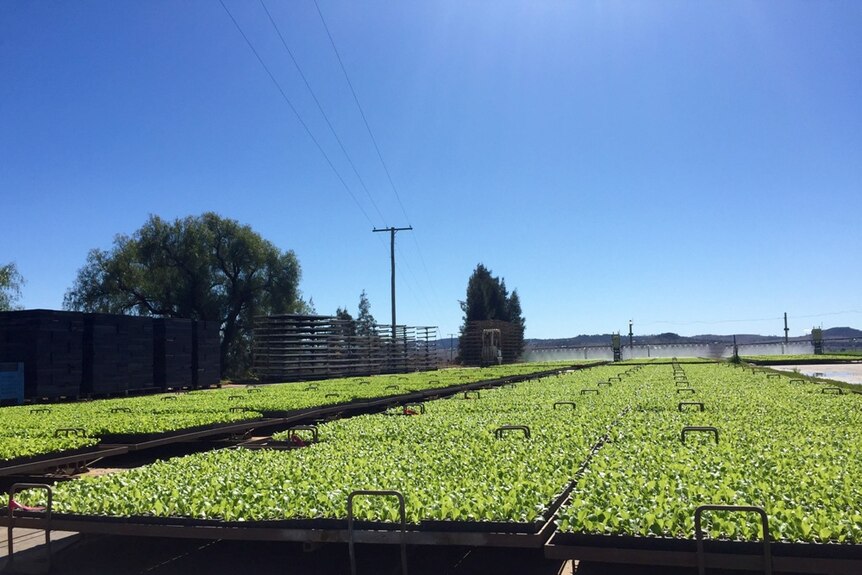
[{"xmin": 0, "ymin": 362, "xmax": 24, "ymax": 405}]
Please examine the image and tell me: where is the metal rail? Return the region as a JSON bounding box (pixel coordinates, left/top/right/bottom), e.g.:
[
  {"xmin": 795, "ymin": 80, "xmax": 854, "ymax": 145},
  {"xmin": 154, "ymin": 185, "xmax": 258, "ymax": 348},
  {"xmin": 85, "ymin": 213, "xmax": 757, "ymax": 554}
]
[
  {"xmin": 681, "ymin": 427, "xmax": 719, "ymax": 444},
  {"xmin": 695, "ymin": 505, "xmax": 771, "ymax": 575},
  {"xmin": 0, "ymin": 513, "xmax": 558, "ymax": 547},
  {"xmin": 544, "ymin": 537, "xmax": 860, "ymax": 574},
  {"xmin": 54, "ymin": 428, "xmax": 86, "ymax": 438},
  {"xmin": 678, "ymin": 402, "xmax": 705, "ymax": 412},
  {"xmin": 285, "ymin": 425, "xmax": 319, "ymax": 444},
  {"xmin": 348, "ymin": 490, "xmax": 407, "ymax": 575},
  {"xmin": 494, "ymin": 425, "xmax": 531, "ymax": 439},
  {"xmin": 553, "ymin": 401, "xmax": 576, "ymax": 410},
  {"xmin": 7, "ymin": 483, "xmax": 53, "ymax": 571},
  {"xmin": 0, "ymin": 446, "xmax": 130, "ymax": 477}
]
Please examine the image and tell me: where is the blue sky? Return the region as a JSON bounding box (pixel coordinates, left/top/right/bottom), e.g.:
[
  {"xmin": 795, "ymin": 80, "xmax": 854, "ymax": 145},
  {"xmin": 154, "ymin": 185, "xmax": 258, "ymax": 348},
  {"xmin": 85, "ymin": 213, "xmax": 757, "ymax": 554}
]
[{"xmin": 2, "ymin": 1, "xmax": 860, "ymax": 340}]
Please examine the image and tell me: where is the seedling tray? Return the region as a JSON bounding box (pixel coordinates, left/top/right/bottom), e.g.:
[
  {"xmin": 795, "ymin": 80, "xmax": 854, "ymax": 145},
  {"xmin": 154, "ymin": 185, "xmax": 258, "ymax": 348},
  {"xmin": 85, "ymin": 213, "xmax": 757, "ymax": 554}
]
[
  {"xmin": 0, "ymin": 510, "xmax": 557, "ymax": 547},
  {"xmin": 545, "ymin": 531, "xmax": 862, "ymax": 574},
  {"xmin": 0, "ymin": 445, "xmax": 128, "ymax": 476}
]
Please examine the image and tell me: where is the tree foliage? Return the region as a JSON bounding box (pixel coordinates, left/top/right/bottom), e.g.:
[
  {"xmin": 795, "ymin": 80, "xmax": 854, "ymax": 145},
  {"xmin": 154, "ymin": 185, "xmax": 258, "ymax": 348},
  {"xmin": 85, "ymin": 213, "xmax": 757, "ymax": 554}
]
[
  {"xmin": 335, "ymin": 290, "xmax": 376, "ymax": 339},
  {"xmin": 459, "ymin": 264, "xmax": 526, "ymax": 360},
  {"xmin": 63, "ymin": 213, "xmax": 307, "ymax": 376},
  {"xmin": 356, "ymin": 289, "xmax": 376, "ymax": 337},
  {"xmin": 0, "ymin": 262, "xmax": 25, "ymax": 311},
  {"xmin": 335, "ymin": 306, "xmax": 356, "ymax": 337}
]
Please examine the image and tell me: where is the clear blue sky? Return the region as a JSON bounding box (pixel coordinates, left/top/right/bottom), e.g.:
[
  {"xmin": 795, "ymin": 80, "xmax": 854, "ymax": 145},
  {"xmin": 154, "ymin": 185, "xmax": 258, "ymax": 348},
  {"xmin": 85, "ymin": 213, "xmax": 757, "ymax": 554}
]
[{"xmin": 2, "ymin": 1, "xmax": 860, "ymax": 340}]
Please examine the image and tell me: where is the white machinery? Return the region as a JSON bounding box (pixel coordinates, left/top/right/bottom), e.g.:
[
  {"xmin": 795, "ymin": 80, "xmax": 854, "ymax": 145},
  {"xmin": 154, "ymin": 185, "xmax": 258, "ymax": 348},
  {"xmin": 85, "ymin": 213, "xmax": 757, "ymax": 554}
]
[{"xmin": 481, "ymin": 329, "xmax": 502, "ymax": 366}]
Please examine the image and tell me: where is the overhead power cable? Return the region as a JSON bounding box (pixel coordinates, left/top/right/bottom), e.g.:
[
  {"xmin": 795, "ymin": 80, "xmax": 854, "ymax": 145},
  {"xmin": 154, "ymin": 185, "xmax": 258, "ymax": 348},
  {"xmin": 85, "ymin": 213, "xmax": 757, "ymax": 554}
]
[
  {"xmin": 793, "ymin": 310, "xmax": 862, "ymax": 319},
  {"xmin": 641, "ymin": 309, "xmax": 862, "ymax": 327},
  {"xmin": 259, "ymin": 0, "xmax": 387, "ymax": 228},
  {"xmin": 642, "ymin": 317, "xmax": 783, "ymax": 327},
  {"xmin": 218, "ymin": 0, "xmax": 375, "ymax": 227},
  {"xmin": 311, "ymin": 0, "xmax": 411, "ymax": 226},
  {"xmin": 312, "ymin": 0, "xmax": 445, "ymax": 321}
]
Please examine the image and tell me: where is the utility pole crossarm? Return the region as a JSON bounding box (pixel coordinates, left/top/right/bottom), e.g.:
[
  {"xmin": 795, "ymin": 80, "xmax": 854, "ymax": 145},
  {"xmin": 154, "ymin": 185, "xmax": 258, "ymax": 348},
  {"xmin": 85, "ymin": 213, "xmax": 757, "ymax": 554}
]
[{"xmin": 373, "ymin": 226, "xmax": 413, "ymax": 338}]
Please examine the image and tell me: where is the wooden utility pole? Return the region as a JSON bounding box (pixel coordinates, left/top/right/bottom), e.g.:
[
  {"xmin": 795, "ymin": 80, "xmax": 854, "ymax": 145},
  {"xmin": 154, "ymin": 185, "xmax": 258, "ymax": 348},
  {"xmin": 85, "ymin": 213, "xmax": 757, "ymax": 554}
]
[{"xmin": 373, "ymin": 226, "xmax": 412, "ymax": 338}]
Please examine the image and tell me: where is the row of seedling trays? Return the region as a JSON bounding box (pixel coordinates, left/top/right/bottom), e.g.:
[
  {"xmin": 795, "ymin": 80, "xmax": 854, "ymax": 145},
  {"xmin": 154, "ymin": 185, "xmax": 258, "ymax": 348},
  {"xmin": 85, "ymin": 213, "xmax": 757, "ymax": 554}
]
[{"xmin": 4, "ymin": 363, "xmax": 860, "ymax": 575}]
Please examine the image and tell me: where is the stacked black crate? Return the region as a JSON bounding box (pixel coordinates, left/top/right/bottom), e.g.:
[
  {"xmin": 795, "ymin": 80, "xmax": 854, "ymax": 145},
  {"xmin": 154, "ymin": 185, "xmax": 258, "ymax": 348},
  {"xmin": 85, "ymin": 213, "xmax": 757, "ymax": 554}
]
[
  {"xmin": 0, "ymin": 310, "xmax": 84, "ymax": 400},
  {"xmin": 153, "ymin": 318, "xmax": 193, "ymax": 390},
  {"xmin": 83, "ymin": 313, "xmax": 126, "ymax": 396},
  {"xmin": 192, "ymin": 320, "xmax": 221, "ymax": 388},
  {"xmin": 125, "ymin": 316, "xmax": 154, "ymax": 392},
  {"xmin": 82, "ymin": 314, "xmax": 155, "ymax": 396}
]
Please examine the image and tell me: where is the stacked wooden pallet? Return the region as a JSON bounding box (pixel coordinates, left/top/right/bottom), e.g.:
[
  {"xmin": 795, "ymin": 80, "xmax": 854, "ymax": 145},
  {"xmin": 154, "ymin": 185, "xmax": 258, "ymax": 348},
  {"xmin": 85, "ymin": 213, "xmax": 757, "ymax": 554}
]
[{"xmin": 252, "ymin": 314, "xmax": 438, "ymax": 382}]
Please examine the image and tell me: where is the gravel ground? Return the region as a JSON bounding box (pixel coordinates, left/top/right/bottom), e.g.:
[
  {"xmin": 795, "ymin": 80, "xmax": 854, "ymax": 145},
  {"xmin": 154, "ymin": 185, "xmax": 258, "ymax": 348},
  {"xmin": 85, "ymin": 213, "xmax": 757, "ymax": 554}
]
[{"xmin": 773, "ymin": 363, "xmax": 862, "ymax": 385}]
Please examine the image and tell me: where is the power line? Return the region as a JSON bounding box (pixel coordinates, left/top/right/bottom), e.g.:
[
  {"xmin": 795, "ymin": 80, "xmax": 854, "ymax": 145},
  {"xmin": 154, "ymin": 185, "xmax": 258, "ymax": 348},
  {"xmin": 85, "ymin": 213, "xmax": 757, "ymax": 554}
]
[
  {"xmin": 793, "ymin": 310, "xmax": 862, "ymax": 319},
  {"xmin": 642, "ymin": 317, "xmax": 783, "ymax": 326},
  {"xmin": 312, "ymin": 0, "xmax": 445, "ymax": 320},
  {"xmin": 641, "ymin": 310, "xmax": 862, "ymax": 327},
  {"xmin": 259, "ymin": 0, "xmax": 388, "ymax": 228},
  {"xmin": 218, "ymin": 0, "xmax": 376, "ymax": 227},
  {"xmin": 312, "ymin": 0, "xmax": 411, "ymax": 225},
  {"xmin": 393, "ymin": 242, "xmax": 441, "ymax": 327}
]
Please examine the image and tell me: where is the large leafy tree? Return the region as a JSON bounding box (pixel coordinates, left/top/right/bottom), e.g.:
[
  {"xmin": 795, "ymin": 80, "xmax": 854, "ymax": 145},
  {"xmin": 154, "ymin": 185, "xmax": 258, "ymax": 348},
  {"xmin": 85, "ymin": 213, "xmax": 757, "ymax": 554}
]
[
  {"xmin": 461, "ymin": 264, "xmax": 509, "ymax": 323},
  {"xmin": 64, "ymin": 213, "xmax": 306, "ymax": 376},
  {"xmin": 459, "ymin": 263, "xmax": 526, "ymax": 361},
  {"xmin": 0, "ymin": 262, "xmax": 25, "ymax": 311}
]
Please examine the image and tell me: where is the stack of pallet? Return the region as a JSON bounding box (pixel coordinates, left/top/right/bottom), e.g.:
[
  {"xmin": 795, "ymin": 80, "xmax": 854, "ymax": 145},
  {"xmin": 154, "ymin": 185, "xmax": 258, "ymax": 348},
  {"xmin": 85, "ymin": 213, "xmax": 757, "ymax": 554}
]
[
  {"xmin": 153, "ymin": 318, "xmax": 193, "ymax": 390},
  {"xmin": 82, "ymin": 314, "xmax": 154, "ymax": 396},
  {"xmin": 192, "ymin": 320, "xmax": 221, "ymax": 388},
  {"xmin": 0, "ymin": 310, "xmax": 84, "ymax": 399},
  {"xmin": 252, "ymin": 314, "xmax": 438, "ymax": 382}
]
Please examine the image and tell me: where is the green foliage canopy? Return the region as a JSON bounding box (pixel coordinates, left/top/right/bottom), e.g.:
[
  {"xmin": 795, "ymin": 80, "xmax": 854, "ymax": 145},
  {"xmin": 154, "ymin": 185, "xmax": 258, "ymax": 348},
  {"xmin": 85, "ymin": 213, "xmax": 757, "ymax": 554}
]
[
  {"xmin": 63, "ymin": 213, "xmax": 306, "ymax": 376},
  {"xmin": 459, "ymin": 264, "xmax": 526, "ymax": 360}
]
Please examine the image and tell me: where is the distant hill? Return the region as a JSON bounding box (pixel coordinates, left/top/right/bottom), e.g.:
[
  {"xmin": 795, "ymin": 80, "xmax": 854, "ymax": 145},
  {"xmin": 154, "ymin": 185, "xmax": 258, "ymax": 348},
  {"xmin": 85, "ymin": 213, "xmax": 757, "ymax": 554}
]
[
  {"xmin": 822, "ymin": 326, "xmax": 862, "ymax": 339},
  {"xmin": 434, "ymin": 327, "xmax": 860, "ymax": 351},
  {"xmin": 522, "ymin": 327, "xmax": 861, "ymax": 349}
]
